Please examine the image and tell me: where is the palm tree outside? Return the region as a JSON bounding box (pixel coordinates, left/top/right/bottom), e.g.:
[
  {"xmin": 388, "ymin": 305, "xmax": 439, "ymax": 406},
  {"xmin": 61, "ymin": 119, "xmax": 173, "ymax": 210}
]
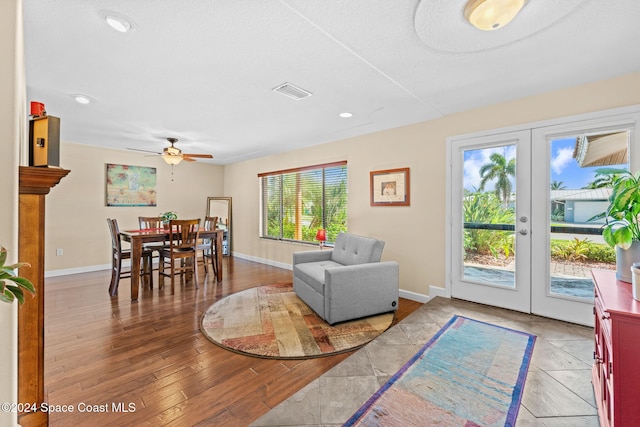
[
  {"xmin": 479, "ymin": 152, "xmax": 516, "ymax": 207},
  {"xmin": 583, "ymin": 172, "xmax": 617, "ymax": 189}
]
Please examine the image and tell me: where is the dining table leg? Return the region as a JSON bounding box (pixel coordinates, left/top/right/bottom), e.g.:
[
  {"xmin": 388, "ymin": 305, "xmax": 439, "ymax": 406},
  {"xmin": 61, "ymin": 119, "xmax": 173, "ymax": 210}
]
[{"xmin": 131, "ymin": 238, "xmax": 142, "ymax": 301}]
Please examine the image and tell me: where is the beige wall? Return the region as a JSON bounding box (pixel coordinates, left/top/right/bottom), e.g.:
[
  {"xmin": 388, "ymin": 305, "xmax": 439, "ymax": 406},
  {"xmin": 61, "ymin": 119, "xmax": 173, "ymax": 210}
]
[
  {"xmin": 44, "ymin": 142, "xmax": 225, "ymax": 274},
  {"xmin": 225, "ymin": 72, "xmax": 640, "ymax": 298}
]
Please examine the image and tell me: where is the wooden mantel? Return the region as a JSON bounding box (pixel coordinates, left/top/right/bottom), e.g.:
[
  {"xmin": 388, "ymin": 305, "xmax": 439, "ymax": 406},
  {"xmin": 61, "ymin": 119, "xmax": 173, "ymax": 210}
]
[{"xmin": 18, "ymin": 166, "xmax": 70, "ymax": 427}]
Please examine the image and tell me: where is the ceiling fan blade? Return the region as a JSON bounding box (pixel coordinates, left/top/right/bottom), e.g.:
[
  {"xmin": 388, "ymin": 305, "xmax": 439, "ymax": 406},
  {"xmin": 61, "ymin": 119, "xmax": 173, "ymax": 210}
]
[
  {"xmin": 183, "ymin": 153, "xmax": 214, "ymax": 158},
  {"xmin": 182, "ymin": 156, "xmax": 197, "ymax": 162},
  {"xmin": 127, "ymin": 148, "xmax": 161, "ymax": 155}
]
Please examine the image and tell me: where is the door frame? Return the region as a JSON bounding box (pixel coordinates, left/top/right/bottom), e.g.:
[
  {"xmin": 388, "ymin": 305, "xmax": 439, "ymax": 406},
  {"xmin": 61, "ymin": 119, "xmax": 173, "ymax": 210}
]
[{"xmin": 444, "ymin": 105, "xmax": 640, "ymax": 323}]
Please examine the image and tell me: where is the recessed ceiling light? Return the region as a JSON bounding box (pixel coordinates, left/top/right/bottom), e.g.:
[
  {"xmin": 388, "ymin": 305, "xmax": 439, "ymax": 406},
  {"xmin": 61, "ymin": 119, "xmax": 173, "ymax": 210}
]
[
  {"xmin": 339, "ymin": 112, "xmax": 353, "ymax": 118},
  {"xmin": 73, "ymin": 94, "xmax": 91, "ymax": 104}
]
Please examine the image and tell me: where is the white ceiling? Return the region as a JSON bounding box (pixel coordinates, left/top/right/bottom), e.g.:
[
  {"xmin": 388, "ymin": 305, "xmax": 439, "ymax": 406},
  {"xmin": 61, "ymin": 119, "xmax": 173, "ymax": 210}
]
[{"xmin": 22, "ymin": 0, "xmax": 640, "ymax": 165}]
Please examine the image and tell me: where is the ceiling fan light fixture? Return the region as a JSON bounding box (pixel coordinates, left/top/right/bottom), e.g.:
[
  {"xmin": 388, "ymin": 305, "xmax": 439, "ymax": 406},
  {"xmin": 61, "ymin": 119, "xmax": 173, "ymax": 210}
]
[
  {"xmin": 464, "ymin": 0, "xmax": 525, "ymax": 31},
  {"xmin": 162, "ymin": 153, "xmax": 182, "ymax": 165},
  {"xmin": 165, "ymin": 146, "xmax": 180, "ymax": 156}
]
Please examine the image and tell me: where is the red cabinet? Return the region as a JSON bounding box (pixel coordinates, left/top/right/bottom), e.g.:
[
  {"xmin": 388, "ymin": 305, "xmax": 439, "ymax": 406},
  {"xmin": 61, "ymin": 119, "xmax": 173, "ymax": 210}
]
[{"xmin": 592, "ymin": 269, "xmax": 640, "ymax": 427}]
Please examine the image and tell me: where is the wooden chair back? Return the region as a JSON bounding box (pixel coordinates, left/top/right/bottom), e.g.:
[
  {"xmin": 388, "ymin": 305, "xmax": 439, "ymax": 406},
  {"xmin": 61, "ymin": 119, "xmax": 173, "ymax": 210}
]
[
  {"xmin": 204, "ymin": 216, "xmax": 218, "ymax": 230},
  {"xmin": 139, "ymin": 216, "xmax": 162, "ymax": 229},
  {"xmin": 203, "ymin": 216, "xmax": 218, "ymax": 231},
  {"xmin": 107, "ymin": 218, "xmax": 123, "ymax": 254},
  {"xmin": 169, "ymin": 219, "xmax": 200, "ymax": 251}
]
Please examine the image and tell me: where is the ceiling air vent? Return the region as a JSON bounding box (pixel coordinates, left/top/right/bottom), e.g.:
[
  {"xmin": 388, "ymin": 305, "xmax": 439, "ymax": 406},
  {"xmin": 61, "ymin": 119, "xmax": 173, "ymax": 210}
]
[{"xmin": 272, "ymin": 82, "xmax": 313, "ymax": 101}]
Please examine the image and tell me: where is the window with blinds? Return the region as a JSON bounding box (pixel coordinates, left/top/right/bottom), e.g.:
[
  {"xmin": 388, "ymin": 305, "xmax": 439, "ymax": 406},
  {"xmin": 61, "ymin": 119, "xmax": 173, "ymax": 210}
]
[{"xmin": 259, "ymin": 161, "xmax": 347, "ymax": 244}]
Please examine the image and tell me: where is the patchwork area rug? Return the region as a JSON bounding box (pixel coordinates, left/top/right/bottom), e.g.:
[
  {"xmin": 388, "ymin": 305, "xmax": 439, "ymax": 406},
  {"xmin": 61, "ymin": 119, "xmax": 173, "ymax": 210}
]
[
  {"xmin": 344, "ymin": 315, "xmax": 536, "ymax": 427},
  {"xmin": 200, "ymin": 283, "xmax": 394, "ymax": 359}
]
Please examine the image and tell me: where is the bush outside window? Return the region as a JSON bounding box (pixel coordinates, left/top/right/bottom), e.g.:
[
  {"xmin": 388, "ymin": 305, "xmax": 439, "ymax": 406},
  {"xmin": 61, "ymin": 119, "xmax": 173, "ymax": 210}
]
[{"xmin": 260, "ymin": 162, "xmax": 347, "ymax": 244}]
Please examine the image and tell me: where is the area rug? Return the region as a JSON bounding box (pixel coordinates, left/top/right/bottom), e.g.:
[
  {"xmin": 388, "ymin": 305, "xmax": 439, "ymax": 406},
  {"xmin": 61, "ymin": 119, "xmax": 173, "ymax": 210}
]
[
  {"xmin": 200, "ymin": 283, "xmax": 394, "ymax": 359},
  {"xmin": 344, "ymin": 315, "xmax": 536, "ymax": 427}
]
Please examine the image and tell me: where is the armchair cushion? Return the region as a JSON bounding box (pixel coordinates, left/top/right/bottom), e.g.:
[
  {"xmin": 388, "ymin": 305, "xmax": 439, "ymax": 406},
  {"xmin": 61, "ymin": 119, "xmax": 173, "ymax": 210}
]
[
  {"xmin": 331, "ymin": 232, "xmax": 384, "ymax": 265},
  {"xmin": 295, "ymin": 260, "xmax": 343, "ymax": 294},
  {"xmin": 293, "ymin": 232, "xmax": 399, "ymax": 325}
]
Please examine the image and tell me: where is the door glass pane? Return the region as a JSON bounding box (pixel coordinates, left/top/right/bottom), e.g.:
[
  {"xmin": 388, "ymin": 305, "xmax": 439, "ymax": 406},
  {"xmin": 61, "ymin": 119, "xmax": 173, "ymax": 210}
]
[
  {"xmin": 548, "ymin": 132, "xmax": 629, "ymax": 299},
  {"xmin": 462, "ymin": 145, "xmax": 516, "ymax": 287}
]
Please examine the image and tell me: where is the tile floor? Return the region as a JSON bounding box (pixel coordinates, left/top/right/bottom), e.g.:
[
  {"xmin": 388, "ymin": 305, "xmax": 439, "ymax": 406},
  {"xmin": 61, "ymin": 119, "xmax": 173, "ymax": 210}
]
[{"xmin": 251, "ymin": 297, "xmax": 599, "ymax": 426}]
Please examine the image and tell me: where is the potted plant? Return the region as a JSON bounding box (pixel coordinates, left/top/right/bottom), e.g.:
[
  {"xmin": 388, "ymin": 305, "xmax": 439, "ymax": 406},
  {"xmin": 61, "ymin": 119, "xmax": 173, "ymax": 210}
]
[
  {"xmin": 589, "ymin": 168, "xmax": 640, "ymax": 282},
  {"xmin": 1, "ymin": 246, "xmax": 35, "ymax": 305},
  {"xmin": 160, "ymin": 211, "xmax": 177, "ymax": 228}
]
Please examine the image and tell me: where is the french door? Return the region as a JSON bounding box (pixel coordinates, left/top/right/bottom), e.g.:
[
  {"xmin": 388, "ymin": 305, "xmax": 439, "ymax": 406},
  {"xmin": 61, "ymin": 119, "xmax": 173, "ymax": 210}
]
[
  {"xmin": 450, "ymin": 130, "xmax": 531, "ymax": 314},
  {"xmin": 449, "ymin": 110, "xmax": 640, "ymax": 326}
]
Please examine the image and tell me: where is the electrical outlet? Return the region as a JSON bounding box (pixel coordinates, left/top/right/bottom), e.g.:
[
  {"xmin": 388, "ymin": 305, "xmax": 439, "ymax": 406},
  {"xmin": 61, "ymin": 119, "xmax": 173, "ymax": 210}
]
[{"xmin": 56, "ymin": 248, "xmax": 63, "ymax": 256}]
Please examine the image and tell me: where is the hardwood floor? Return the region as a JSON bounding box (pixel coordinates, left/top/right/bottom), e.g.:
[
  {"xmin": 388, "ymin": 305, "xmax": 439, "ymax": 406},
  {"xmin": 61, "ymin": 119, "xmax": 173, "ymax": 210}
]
[{"xmin": 44, "ymin": 257, "xmax": 422, "ymax": 426}]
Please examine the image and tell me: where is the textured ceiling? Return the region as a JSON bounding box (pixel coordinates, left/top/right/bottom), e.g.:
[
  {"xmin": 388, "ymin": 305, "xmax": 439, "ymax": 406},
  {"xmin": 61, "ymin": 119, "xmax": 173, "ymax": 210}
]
[{"xmin": 22, "ymin": 0, "xmax": 640, "ymax": 164}]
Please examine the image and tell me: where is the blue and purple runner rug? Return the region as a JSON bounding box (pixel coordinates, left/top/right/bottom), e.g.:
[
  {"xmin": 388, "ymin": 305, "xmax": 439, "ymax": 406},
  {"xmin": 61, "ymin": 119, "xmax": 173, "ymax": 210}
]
[{"xmin": 344, "ymin": 315, "xmax": 536, "ymax": 426}]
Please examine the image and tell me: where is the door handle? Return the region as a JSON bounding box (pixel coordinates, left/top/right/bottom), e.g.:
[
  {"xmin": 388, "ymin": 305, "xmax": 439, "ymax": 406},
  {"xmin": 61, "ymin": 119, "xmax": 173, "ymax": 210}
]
[{"xmin": 518, "ymin": 229, "xmax": 528, "ymax": 236}]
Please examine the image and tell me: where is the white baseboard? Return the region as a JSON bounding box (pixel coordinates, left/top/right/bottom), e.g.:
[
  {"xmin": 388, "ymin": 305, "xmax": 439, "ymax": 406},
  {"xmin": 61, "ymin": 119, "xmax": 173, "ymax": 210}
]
[
  {"xmin": 45, "ymin": 263, "xmax": 111, "ymax": 278},
  {"xmin": 428, "ymin": 285, "xmax": 450, "ymax": 299},
  {"xmin": 398, "ymin": 289, "xmax": 431, "ymax": 303},
  {"xmin": 232, "ymin": 252, "xmax": 293, "ymax": 271}
]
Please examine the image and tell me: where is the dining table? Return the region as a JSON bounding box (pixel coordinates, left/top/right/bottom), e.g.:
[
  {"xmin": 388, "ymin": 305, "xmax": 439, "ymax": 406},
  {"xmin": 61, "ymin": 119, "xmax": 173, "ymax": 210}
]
[{"xmin": 119, "ymin": 227, "xmax": 224, "ymax": 301}]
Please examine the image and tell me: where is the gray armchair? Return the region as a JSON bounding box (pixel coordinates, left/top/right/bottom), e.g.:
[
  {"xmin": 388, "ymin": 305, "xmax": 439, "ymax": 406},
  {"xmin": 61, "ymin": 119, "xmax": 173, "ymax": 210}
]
[{"xmin": 293, "ymin": 232, "xmax": 399, "ymax": 325}]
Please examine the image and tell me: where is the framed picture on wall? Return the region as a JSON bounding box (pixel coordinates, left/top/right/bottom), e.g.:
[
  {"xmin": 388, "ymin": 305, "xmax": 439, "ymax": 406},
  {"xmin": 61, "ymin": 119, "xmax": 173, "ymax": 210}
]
[
  {"xmin": 106, "ymin": 163, "xmax": 157, "ymax": 206},
  {"xmin": 370, "ymin": 167, "xmax": 410, "ymax": 206}
]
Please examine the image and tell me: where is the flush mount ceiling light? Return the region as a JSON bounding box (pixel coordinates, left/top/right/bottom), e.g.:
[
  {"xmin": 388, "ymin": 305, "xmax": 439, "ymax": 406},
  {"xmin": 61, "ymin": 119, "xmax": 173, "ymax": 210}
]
[
  {"xmin": 99, "ymin": 11, "xmax": 134, "ymax": 33},
  {"xmin": 105, "ymin": 15, "xmax": 131, "ymax": 32},
  {"xmin": 73, "ymin": 94, "xmax": 91, "ymax": 104},
  {"xmin": 339, "ymin": 112, "xmax": 353, "ymax": 118},
  {"xmin": 464, "ymin": 0, "xmax": 525, "ymax": 31}
]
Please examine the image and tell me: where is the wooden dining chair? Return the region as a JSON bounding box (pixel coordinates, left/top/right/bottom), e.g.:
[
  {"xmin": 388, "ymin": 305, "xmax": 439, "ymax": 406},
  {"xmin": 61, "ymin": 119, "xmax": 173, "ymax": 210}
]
[
  {"xmin": 158, "ymin": 219, "xmax": 200, "ymax": 289},
  {"xmin": 197, "ymin": 216, "xmax": 218, "ymax": 277},
  {"xmin": 137, "ymin": 216, "xmax": 167, "ymax": 280},
  {"xmin": 107, "ymin": 218, "xmax": 154, "ymax": 296}
]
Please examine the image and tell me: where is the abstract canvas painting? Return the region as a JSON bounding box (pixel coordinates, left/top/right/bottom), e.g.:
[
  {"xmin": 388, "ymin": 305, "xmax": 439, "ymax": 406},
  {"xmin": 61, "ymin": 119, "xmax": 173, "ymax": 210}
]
[{"xmin": 106, "ymin": 163, "xmax": 157, "ymax": 206}]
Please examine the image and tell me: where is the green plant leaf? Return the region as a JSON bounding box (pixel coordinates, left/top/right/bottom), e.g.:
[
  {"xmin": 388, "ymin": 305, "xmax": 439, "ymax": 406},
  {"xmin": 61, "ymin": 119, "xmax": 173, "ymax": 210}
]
[
  {"xmin": 602, "ymin": 227, "xmax": 616, "ymax": 247},
  {"xmin": 1, "ymin": 288, "xmax": 14, "ymax": 303},
  {"xmin": 613, "ymin": 227, "xmax": 633, "ymax": 249},
  {"xmin": 615, "ymin": 186, "xmax": 635, "ymax": 209},
  {"xmin": 588, "ymin": 211, "xmax": 606, "ymax": 222},
  {"xmin": 5, "ymin": 285, "xmax": 24, "ymax": 305},
  {"xmin": 0, "ymin": 246, "xmax": 36, "ymax": 305},
  {"xmin": 10, "ymin": 276, "xmax": 35, "ymax": 293}
]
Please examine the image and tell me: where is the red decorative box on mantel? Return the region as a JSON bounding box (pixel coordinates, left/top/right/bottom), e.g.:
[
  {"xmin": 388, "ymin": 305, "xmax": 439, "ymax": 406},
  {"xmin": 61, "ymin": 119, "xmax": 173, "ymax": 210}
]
[{"xmin": 591, "ymin": 269, "xmax": 640, "ymax": 427}]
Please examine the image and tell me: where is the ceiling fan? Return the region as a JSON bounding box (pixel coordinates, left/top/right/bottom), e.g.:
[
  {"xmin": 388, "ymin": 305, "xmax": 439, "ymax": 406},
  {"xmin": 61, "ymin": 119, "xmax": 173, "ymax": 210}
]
[{"xmin": 128, "ymin": 137, "xmax": 213, "ymax": 165}]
